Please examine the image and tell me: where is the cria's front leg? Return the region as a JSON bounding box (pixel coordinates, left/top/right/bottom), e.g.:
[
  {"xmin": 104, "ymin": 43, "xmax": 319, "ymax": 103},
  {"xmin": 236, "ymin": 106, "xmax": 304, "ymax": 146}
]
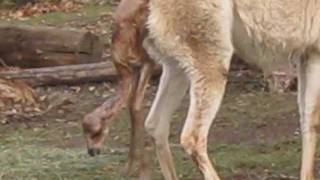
[{"xmin": 124, "ymin": 61, "xmax": 155, "ymax": 180}]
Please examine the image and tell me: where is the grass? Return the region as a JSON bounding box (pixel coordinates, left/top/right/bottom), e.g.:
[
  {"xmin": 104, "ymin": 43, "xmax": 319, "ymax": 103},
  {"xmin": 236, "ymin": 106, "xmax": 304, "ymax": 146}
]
[
  {"xmin": 0, "ymin": 77, "xmax": 304, "ymax": 180},
  {"xmin": 1, "ymin": 4, "xmax": 113, "ymax": 26},
  {"xmin": 0, "ymin": 124, "xmax": 123, "ymax": 180},
  {"xmin": 0, "ymin": 114, "xmax": 306, "ymax": 180},
  {"xmin": 0, "ymin": 2, "xmax": 115, "ymax": 46},
  {"xmin": 0, "ymin": 79, "xmax": 306, "ymax": 179},
  {"xmin": 213, "ymin": 143, "xmax": 300, "ymax": 177},
  {"xmin": 0, "ymin": 146, "xmax": 121, "ymax": 180}
]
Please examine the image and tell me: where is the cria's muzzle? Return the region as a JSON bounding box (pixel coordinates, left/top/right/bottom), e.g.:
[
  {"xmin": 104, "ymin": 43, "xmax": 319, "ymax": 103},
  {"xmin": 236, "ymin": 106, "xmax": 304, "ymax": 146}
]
[{"xmin": 87, "ymin": 148, "xmax": 101, "ymax": 157}]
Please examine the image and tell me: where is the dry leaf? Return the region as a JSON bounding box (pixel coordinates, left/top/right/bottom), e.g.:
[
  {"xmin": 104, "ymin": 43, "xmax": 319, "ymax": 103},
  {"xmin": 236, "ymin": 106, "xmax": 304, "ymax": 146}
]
[
  {"xmin": 7, "ymin": 1, "xmax": 82, "ymax": 20},
  {"xmin": 0, "ymin": 78, "xmax": 37, "ymax": 104}
]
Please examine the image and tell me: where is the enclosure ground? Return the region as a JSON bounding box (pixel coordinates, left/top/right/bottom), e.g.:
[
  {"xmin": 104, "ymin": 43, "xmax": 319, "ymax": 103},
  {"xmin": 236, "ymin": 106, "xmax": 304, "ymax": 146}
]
[{"xmin": 1, "ymin": 72, "xmax": 315, "ymax": 180}]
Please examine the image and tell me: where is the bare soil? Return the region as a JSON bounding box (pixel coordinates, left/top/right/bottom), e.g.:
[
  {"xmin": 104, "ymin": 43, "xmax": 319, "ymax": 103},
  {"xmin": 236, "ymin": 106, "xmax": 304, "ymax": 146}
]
[{"xmin": 0, "ymin": 70, "xmax": 308, "ymax": 180}]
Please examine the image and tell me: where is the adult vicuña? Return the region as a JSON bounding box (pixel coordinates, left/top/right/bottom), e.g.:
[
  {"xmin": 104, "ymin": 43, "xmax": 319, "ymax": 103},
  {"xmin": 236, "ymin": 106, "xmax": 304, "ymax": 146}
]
[{"xmin": 142, "ymin": 0, "xmax": 320, "ymax": 180}]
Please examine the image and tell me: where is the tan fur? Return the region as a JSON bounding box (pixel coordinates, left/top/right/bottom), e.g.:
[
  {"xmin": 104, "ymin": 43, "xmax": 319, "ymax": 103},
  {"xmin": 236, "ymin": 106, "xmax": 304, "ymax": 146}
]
[
  {"xmin": 313, "ymin": 96, "xmax": 320, "ymax": 133},
  {"xmin": 145, "ymin": 0, "xmax": 320, "ymax": 179}
]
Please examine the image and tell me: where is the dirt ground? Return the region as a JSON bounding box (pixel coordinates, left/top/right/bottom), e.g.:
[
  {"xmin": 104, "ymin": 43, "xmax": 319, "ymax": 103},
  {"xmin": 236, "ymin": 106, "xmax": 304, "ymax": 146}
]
[
  {"xmin": 0, "ymin": 71, "xmax": 310, "ymax": 180},
  {"xmin": 0, "ymin": 1, "xmax": 319, "ymax": 180}
]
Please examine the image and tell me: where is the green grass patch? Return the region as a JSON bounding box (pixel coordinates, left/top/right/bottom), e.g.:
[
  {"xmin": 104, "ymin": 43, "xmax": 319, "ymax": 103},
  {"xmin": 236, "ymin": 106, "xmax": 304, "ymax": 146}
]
[
  {"xmin": 0, "ymin": 3, "xmax": 113, "ymax": 26},
  {"xmin": 0, "ymin": 121, "xmax": 311, "ymax": 180},
  {"xmin": 0, "ymin": 128, "xmax": 124, "ymax": 180}
]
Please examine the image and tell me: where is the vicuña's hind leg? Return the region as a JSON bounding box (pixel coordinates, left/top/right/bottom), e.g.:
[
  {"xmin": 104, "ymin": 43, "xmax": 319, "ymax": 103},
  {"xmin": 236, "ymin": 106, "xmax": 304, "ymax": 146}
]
[
  {"xmin": 180, "ymin": 71, "xmax": 227, "ymax": 180},
  {"xmin": 299, "ymin": 53, "xmax": 320, "ymax": 180},
  {"xmin": 145, "ymin": 60, "xmax": 189, "ymax": 180}
]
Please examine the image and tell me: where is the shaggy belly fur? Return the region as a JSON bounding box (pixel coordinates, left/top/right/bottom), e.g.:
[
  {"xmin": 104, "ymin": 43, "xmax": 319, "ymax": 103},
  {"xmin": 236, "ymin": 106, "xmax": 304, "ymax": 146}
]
[{"xmin": 232, "ymin": 0, "xmax": 320, "ymax": 74}]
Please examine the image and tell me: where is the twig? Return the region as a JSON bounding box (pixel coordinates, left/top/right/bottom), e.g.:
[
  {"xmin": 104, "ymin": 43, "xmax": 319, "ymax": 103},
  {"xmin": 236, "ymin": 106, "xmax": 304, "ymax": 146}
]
[{"xmin": 0, "ymin": 57, "xmax": 8, "ymax": 68}]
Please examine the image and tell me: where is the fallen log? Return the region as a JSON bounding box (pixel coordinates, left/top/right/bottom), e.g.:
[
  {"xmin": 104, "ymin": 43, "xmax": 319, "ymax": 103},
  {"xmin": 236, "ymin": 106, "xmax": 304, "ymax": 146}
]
[
  {"xmin": 0, "ymin": 62, "xmax": 162, "ymax": 86},
  {"xmin": 0, "ymin": 62, "xmax": 117, "ymax": 86},
  {"xmin": 0, "ymin": 24, "xmax": 103, "ymax": 68}
]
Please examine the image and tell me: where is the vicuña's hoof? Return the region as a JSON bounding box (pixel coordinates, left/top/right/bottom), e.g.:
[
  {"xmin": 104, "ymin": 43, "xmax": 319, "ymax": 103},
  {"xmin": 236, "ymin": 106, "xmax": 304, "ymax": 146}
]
[
  {"xmin": 138, "ymin": 169, "xmax": 152, "ymax": 180},
  {"xmin": 120, "ymin": 162, "xmax": 135, "ymax": 177},
  {"xmin": 301, "ymin": 174, "xmax": 315, "ymax": 180}
]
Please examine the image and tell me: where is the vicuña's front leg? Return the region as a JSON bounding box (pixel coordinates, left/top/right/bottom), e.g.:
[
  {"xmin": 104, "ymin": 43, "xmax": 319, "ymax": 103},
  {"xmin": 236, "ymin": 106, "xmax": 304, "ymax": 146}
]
[
  {"xmin": 145, "ymin": 60, "xmax": 189, "ymax": 180},
  {"xmin": 298, "ymin": 53, "xmax": 320, "ymax": 180}
]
